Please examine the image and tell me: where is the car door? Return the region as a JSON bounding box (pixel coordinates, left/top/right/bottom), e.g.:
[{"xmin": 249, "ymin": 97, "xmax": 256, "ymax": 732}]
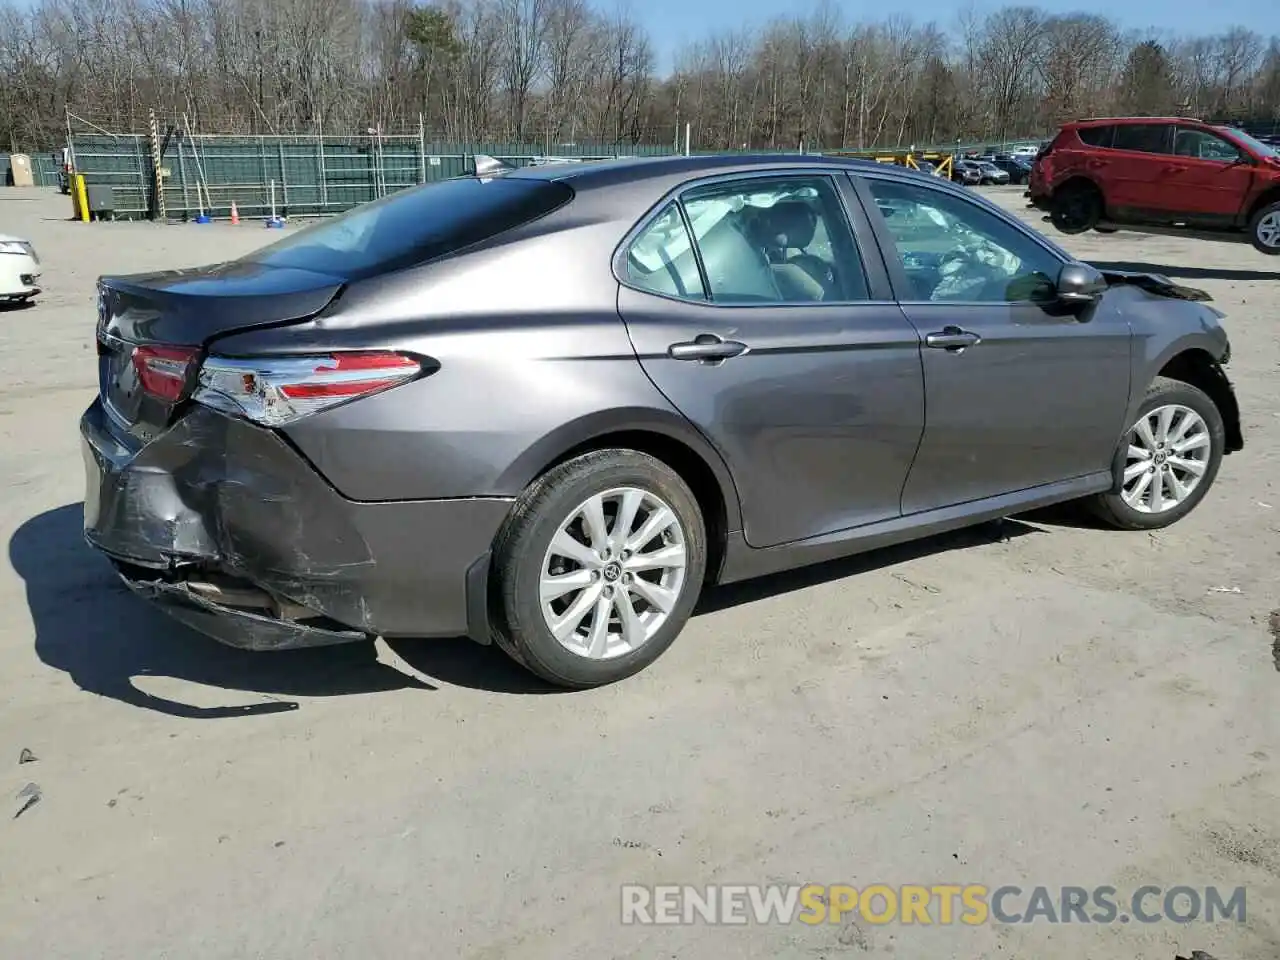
[
  {"xmin": 1106, "ymin": 122, "xmax": 1178, "ymax": 217},
  {"xmin": 854, "ymin": 174, "xmax": 1132, "ymax": 516},
  {"xmin": 615, "ymin": 171, "xmax": 925, "ymax": 549},
  {"xmin": 1166, "ymin": 125, "xmax": 1258, "ymax": 224}
]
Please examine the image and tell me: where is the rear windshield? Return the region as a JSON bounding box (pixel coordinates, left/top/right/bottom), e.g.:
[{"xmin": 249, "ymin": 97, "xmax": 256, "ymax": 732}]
[{"xmin": 237, "ymin": 176, "xmax": 574, "ymax": 280}]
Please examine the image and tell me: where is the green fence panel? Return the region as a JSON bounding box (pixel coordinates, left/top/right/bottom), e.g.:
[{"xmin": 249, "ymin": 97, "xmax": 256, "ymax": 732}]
[{"xmin": 64, "ymin": 132, "xmax": 1054, "ymax": 221}]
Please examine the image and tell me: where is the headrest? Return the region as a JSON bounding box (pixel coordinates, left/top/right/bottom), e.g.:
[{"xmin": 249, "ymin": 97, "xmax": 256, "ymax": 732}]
[{"xmin": 761, "ymin": 201, "xmax": 817, "ymax": 250}]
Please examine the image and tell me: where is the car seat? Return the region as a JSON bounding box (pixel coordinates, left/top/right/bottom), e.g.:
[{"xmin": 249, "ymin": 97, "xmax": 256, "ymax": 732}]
[{"xmin": 755, "ymin": 201, "xmax": 837, "ymax": 301}]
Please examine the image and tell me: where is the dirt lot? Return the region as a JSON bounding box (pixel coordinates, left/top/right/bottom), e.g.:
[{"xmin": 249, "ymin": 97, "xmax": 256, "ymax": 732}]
[{"xmin": 1, "ymin": 184, "xmax": 1277, "ymax": 959}]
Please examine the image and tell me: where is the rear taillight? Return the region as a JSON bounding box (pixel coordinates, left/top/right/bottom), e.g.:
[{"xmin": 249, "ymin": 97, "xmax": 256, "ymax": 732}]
[
  {"xmin": 132, "ymin": 345, "xmax": 199, "ymax": 402},
  {"xmin": 193, "ymin": 351, "xmax": 424, "ymax": 427}
]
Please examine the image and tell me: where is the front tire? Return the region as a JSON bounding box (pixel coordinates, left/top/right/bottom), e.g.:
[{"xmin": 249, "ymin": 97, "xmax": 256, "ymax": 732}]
[
  {"xmin": 1088, "ymin": 377, "xmax": 1224, "ymax": 530},
  {"xmin": 1248, "ymin": 201, "xmax": 1280, "ymax": 255},
  {"xmin": 491, "ymin": 450, "xmax": 707, "ymax": 688}
]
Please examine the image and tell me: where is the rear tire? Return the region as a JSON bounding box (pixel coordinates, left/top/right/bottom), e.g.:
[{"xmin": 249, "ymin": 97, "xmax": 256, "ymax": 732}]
[
  {"xmin": 1087, "ymin": 377, "xmax": 1224, "ymax": 531},
  {"xmin": 490, "ymin": 449, "xmax": 707, "ymax": 688},
  {"xmin": 1050, "ymin": 181, "xmax": 1103, "ymax": 235},
  {"xmin": 1247, "ymin": 201, "xmax": 1280, "ymax": 255}
]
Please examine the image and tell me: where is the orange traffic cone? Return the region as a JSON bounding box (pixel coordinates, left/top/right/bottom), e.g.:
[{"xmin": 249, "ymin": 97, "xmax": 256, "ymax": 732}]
[{"xmin": 230, "ymin": 201, "xmax": 239, "ymax": 225}]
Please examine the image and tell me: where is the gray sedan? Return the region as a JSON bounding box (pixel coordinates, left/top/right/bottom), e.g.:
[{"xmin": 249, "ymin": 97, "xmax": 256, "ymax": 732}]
[{"xmin": 82, "ymin": 154, "xmax": 1243, "ymax": 687}]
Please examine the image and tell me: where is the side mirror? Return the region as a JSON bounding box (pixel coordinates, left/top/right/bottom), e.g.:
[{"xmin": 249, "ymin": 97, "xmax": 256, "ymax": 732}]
[{"xmin": 1056, "ymin": 262, "xmax": 1107, "ymax": 305}]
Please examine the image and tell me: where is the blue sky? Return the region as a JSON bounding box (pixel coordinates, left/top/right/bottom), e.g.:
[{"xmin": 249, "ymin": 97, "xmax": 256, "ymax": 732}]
[{"xmin": 642, "ymin": 0, "xmax": 1280, "ymax": 71}]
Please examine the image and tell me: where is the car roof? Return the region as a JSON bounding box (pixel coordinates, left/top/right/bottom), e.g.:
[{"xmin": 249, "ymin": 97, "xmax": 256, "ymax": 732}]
[
  {"xmin": 507, "ymin": 153, "xmax": 902, "ymax": 190},
  {"xmin": 1069, "ymin": 116, "xmax": 1203, "ymax": 126}
]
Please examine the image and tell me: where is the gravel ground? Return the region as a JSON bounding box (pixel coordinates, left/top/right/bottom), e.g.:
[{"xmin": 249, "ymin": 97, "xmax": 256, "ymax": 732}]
[{"xmin": 0, "ymin": 183, "xmax": 1277, "ymax": 959}]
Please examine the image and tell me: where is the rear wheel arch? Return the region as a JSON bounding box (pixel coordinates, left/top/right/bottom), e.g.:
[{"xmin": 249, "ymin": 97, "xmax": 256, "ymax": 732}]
[
  {"xmin": 496, "ymin": 414, "xmax": 742, "ymax": 582},
  {"xmin": 1053, "ymin": 175, "xmax": 1103, "ymax": 201},
  {"xmin": 1156, "ymin": 349, "xmax": 1242, "ymax": 453}
]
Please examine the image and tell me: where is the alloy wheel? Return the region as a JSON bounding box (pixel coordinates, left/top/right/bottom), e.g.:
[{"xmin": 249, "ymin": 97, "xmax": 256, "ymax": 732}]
[
  {"xmin": 1120, "ymin": 404, "xmax": 1212, "ymax": 514},
  {"xmin": 1257, "ymin": 211, "xmax": 1280, "ymax": 249},
  {"xmin": 539, "ymin": 487, "xmax": 688, "ymax": 660}
]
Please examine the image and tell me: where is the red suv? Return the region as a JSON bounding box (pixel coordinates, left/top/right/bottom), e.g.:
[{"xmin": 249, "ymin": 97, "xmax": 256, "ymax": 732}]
[{"xmin": 1028, "ymin": 117, "xmax": 1280, "ymax": 255}]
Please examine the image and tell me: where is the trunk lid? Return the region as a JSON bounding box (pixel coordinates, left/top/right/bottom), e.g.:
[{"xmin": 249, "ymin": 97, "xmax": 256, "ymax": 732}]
[{"xmin": 96, "ymin": 261, "xmax": 344, "ymax": 441}]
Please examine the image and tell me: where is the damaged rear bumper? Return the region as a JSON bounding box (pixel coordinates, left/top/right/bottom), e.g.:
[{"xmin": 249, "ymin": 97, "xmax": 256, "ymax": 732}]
[
  {"xmin": 116, "ymin": 564, "xmax": 369, "ymax": 650},
  {"xmin": 81, "ymin": 399, "xmax": 514, "ymax": 650}
]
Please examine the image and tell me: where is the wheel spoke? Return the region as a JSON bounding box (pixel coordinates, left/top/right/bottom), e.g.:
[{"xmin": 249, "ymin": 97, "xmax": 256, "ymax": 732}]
[
  {"xmin": 586, "ymin": 590, "xmax": 613, "ymax": 658},
  {"xmin": 1168, "ymin": 455, "xmax": 1205, "ymax": 477},
  {"xmin": 610, "ymin": 489, "xmax": 644, "ymax": 552},
  {"xmin": 550, "ymin": 529, "xmax": 600, "ymax": 569},
  {"xmin": 627, "ymin": 543, "xmax": 686, "ymax": 571},
  {"xmin": 1127, "ymin": 444, "xmax": 1151, "ymax": 461},
  {"xmin": 580, "ymin": 495, "xmax": 610, "ymax": 555},
  {"xmin": 1124, "ymin": 470, "xmax": 1153, "ymax": 507},
  {"xmin": 1154, "ymin": 406, "xmax": 1174, "ymax": 446},
  {"xmin": 616, "ymin": 588, "xmax": 644, "ymax": 649},
  {"xmin": 1168, "ymin": 471, "xmax": 1192, "ymax": 503},
  {"xmin": 1134, "ymin": 418, "xmax": 1158, "ymax": 451},
  {"xmin": 629, "ymin": 576, "xmax": 677, "ymax": 614},
  {"xmin": 540, "ymin": 568, "xmax": 595, "ymax": 603},
  {"xmin": 550, "ymin": 583, "xmax": 603, "ymax": 642},
  {"xmin": 1168, "ymin": 410, "xmax": 1194, "ymax": 443},
  {"xmin": 1173, "ymin": 433, "xmax": 1208, "ymax": 455},
  {"xmin": 1149, "ymin": 471, "xmax": 1165, "ymax": 513},
  {"xmin": 626, "ymin": 506, "xmax": 677, "ymax": 552},
  {"xmin": 1123, "ymin": 460, "xmax": 1152, "ymax": 482}
]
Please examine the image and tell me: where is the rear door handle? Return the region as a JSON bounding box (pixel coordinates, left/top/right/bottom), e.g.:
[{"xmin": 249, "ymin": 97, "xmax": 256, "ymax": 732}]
[
  {"xmin": 669, "ymin": 334, "xmax": 748, "ymax": 362},
  {"xmin": 1086, "ymin": 159, "xmax": 1109, "ymax": 169},
  {"xmin": 1163, "ymin": 165, "xmax": 1188, "ymax": 175},
  {"xmin": 925, "ymin": 326, "xmax": 981, "ymax": 351}
]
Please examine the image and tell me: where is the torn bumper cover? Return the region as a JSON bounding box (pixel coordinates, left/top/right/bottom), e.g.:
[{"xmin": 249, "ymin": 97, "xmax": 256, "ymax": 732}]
[{"xmin": 80, "ymin": 399, "xmax": 514, "ymax": 650}]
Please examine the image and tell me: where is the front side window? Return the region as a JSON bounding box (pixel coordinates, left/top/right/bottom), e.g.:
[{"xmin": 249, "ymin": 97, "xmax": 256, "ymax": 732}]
[
  {"xmin": 624, "ymin": 202, "xmax": 705, "ymax": 300},
  {"xmin": 867, "ymin": 178, "xmax": 1061, "ymax": 303},
  {"xmin": 1112, "ymin": 123, "xmax": 1173, "ymax": 155},
  {"xmin": 1174, "ymin": 127, "xmax": 1243, "ymax": 163},
  {"xmin": 679, "ymin": 176, "xmax": 869, "ymax": 304}
]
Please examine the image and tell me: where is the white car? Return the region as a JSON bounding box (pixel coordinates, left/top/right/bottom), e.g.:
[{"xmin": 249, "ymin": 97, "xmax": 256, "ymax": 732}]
[{"xmin": 0, "ymin": 233, "xmax": 41, "ymax": 303}]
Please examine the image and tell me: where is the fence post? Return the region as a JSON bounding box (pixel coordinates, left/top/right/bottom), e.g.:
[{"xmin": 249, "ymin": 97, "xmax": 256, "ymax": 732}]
[
  {"xmin": 418, "ymin": 113, "xmax": 427, "ymax": 184},
  {"xmin": 148, "ymin": 109, "xmax": 165, "ymax": 222},
  {"xmin": 278, "ymin": 140, "xmax": 288, "ymax": 214},
  {"xmin": 317, "ymin": 118, "xmax": 328, "ymax": 211}
]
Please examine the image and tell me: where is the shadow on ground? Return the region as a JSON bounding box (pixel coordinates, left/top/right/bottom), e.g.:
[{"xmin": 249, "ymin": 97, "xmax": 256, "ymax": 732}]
[
  {"xmin": 10, "ymin": 503, "xmax": 436, "ymax": 718},
  {"xmin": 1090, "ymin": 260, "xmax": 1280, "ymax": 282},
  {"xmin": 13, "ymin": 503, "xmax": 1054, "ymax": 713}
]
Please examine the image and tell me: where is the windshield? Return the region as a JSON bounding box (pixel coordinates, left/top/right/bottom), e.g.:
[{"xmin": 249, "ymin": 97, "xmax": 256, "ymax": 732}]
[
  {"xmin": 1217, "ymin": 127, "xmax": 1278, "ymax": 159},
  {"xmin": 237, "ymin": 176, "xmax": 574, "ymax": 280}
]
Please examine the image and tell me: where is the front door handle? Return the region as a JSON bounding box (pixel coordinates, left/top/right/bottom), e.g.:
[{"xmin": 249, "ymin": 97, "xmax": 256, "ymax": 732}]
[
  {"xmin": 925, "ymin": 326, "xmax": 982, "ymax": 351},
  {"xmin": 1162, "ymin": 165, "xmax": 1188, "ymax": 175},
  {"xmin": 669, "ymin": 334, "xmax": 748, "ymax": 362}
]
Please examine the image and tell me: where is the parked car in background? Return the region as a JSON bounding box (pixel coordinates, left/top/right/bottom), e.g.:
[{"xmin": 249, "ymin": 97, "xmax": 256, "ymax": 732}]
[
  {"xmin": 0, "ymin": 234, "xmax": 41, "ymax": 303},
  {"xmin": 952, "ymin": 160, "xmax": 983, "ymax": 185},
  {"xmin": 990, "ymin": 156, "xmax": 1034, "ymax": 184},
  {"xmin": 82, "ymin": 153, "xmax": 1243, "ymax": 687},
  {"xmin": 976, "ymin": 161, "xmax": 1011, "ymax": 185},
  {"xmin": 1029, "ymin": 116, "xmax": 1280, "ymax": 254}
]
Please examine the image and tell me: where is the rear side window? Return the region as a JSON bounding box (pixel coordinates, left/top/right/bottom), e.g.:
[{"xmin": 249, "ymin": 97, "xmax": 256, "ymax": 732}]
[
  {"xmin": 238, "ymin": 177, "xmax": 574, "ymax": 280},
  {"xmin": 625, "ymin": 203, "xmax": 706, "ymax": 300},
  {"xmin": 1112, "ymin": 124, "xmax": 1172, "ymax": 155},
  {"xmin": 1076, "ymin": 125, "xmax": 1114, "ymax": 148},
  {"xmin": 680, "ymin": 175, "xmax": 870, "ymax": 304}
]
